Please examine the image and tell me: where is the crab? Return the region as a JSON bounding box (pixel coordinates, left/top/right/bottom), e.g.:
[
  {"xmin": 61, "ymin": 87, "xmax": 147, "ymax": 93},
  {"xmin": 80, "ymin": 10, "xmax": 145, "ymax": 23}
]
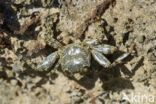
[{"xmin": 37, "ymin": 39, "xmax": 130, "ymax": 75}]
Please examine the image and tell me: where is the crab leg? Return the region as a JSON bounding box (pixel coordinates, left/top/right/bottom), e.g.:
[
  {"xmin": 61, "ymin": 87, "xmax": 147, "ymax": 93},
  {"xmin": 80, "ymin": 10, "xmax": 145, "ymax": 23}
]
[
  {"xmin": 93, "ymin": 44, "xmax": 117, "ymax": 54},
  {"xmin": 91, "ymin": 50, "xmax": 111, "ymax": 68},
  {"xmin": 112, "ymin": 53, "xmax": 130, "ymax": 66},
  {"xmin": 85, "ymin": 39, "xmax": 99, "ymax": 45},
  {"xmin": 37, "ymin": 52, "xmax": 59, "ymax": 71}
]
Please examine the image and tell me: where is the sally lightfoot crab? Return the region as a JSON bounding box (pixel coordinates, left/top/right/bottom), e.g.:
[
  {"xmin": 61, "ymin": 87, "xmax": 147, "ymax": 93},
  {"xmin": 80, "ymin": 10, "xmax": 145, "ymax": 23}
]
[{"xmin": 37, "ymin": 39, "xmax": 130, "ymax": 75}]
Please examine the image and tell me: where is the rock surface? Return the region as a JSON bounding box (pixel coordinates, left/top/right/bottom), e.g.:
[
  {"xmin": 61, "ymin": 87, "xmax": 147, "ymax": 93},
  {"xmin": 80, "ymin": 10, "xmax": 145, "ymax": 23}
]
[{"xmin": 0, "ymin": 0, "xmax": 156, "ymax": 104}]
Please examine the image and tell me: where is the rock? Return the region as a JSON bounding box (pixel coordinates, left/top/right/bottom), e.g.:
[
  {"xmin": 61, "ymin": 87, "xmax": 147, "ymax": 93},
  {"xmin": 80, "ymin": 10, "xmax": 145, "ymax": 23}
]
[
  {"xmin": 137, "ymin": 35, "xmax": 146, "ymax": 43},
  {"xmin": 148, "ymin": 53, "xmax": 156, "ymax": 61}
]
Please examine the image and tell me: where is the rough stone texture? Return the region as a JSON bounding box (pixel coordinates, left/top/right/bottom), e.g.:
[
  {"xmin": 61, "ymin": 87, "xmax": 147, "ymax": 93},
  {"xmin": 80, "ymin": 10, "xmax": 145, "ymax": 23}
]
[{"xmin": 0, "ymin": 0, "xmax": 156, "ymax": 104}]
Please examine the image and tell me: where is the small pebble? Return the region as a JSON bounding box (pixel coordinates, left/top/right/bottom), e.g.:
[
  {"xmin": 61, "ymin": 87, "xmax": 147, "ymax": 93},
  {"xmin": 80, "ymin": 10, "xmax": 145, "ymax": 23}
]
[
  {"xmin": 148, "ymin": 53, "xmax": 156, "ymax": 61},
  {"xmin": 137, "ymin": 35, "xmax": 145, "ymax": 43},
  {"xmin": 10, "ymin": 79, "xmax": 18, "ymax": 86}
]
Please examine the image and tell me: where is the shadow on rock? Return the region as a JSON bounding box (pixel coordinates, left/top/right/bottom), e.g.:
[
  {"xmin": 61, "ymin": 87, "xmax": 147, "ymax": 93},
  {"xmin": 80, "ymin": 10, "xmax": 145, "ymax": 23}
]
[
  {"xmin": 71, "ymin": 54, "xmax": 135, "ymax": 92},
  {"xmin": 102, "ymin": 77, "xmax": 134, "ymax": 91},
  {"xmin": 0, "ymin": 1, "xmax": 20, "ymax": 33}
]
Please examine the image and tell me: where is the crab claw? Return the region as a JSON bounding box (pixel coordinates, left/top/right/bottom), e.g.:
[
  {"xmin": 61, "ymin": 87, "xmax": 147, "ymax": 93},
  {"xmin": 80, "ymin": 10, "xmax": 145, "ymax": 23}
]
[
  {"xmin": 91, "ymin": 50, "xmax": 111, "ymax": 68},
  {"xmin": 37, "ymin": 52, "xmax": 59, "ymax": 71}
]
